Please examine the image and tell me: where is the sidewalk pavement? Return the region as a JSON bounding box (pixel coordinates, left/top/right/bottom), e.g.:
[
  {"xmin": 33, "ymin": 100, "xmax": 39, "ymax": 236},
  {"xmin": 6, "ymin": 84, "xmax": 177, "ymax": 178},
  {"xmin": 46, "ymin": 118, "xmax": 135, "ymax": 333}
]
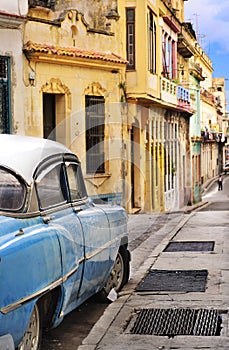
[{"xmin": 78, "ymin": 178, "xmax": 229, "ymax": 350}]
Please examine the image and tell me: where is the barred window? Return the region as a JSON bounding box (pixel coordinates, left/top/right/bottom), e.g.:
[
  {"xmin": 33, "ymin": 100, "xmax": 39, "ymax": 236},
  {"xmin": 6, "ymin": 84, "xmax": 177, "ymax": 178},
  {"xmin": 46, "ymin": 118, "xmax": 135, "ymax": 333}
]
[
  {"xmin": 0, "ymin": 57, "xmax": 11, "ymax": 134},
  {"xmin": 0, "ymin": 58, "xmax": 8, "ymax": 79},
  {"xmin": 126, "ymin": 8, "xmax": 135, "ymax": 70},
  {"xmin": 85, "ymin": 96, "xmax": 105, "ymax": 174}
]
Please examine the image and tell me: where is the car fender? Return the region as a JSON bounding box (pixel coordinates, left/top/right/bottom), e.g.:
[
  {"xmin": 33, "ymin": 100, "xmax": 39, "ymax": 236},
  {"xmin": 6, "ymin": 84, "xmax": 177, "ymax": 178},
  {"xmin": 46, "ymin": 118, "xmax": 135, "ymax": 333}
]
[
  {"xmin": 96, "ymin": 204, "xmax": 128, "ymax": 267},
  {"xmin": 0, "ymin": 224, "xmax": 62, "ymax": 345}
]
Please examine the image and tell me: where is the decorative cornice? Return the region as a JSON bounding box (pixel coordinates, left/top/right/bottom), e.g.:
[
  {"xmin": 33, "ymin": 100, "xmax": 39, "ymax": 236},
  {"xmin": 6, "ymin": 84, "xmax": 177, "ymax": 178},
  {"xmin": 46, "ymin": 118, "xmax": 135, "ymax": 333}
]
[
  {"xmin": 23, "ymin": 41, "xmax": 128, "ymax": 66},
  {"xmin": 0, "ymin": 11, "xmax": 26, "ymax": 28}
]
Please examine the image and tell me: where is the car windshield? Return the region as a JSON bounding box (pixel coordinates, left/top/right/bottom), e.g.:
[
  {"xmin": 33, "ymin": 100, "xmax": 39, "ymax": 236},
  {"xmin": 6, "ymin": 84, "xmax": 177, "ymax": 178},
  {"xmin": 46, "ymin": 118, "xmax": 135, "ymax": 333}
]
[{"xmin": 0, "ymin": 167, "xmax": 26, "ymax": 211}]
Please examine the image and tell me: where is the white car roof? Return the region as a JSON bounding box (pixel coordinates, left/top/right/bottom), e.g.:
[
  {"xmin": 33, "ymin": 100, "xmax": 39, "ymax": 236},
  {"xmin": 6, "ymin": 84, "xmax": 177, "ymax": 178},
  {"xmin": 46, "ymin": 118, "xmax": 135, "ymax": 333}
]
[{"xmin": 0, "ymin": 134, "xmax": 73, "ymax": 185}]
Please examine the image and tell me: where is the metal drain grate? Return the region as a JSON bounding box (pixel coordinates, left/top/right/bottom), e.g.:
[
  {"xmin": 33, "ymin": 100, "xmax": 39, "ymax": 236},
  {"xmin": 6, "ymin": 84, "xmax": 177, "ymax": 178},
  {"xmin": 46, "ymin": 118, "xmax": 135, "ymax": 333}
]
[
  {"xmin": 163, "ymin": 241, "xmax": 215, "ymax": 252},
  {"xmin": 130, "ymin": 308, "xmax": 222, "ymax": 336},
  {"xmin": 136, "ymin": 269, "xmax": 208, "ymax": 292}
]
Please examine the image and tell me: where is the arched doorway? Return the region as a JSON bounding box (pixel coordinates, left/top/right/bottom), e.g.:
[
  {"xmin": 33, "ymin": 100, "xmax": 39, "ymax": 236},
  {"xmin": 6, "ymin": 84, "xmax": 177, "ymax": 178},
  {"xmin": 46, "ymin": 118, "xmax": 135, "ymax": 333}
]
[{"xmin": 42, "ymin": 78, "xmax": 71, "ymax": 145}]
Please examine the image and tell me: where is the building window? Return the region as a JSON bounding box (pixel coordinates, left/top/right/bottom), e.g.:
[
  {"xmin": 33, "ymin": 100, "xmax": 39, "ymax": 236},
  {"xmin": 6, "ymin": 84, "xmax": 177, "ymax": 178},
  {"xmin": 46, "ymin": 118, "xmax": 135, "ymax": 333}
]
[
  {"xmin": 29, "ymin": 0, "xmax": 55, "ymax": 10},
  {"xmin": 0, "ymin": 57, "xmax": 11, "ymax": 134},
  {"xmin": 162, "ymin": 32, "xmax": 176, "ymax": 79},
  {"xmin": 126, "ymin": 8, "xmax": 135, "ymax": 70},
  {"xmin": 149, "ymin": 11, "xmax": 157, "ymax": 74},
  {"xmin": 85, "ymin": 96, "xmax": 105, "ymax": 174}
]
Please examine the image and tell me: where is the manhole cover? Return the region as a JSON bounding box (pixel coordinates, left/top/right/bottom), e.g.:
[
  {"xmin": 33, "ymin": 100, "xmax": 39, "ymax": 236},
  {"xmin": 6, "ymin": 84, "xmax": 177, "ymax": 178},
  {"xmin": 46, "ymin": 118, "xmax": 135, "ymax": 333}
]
[
  {"xmin": 130, "ymin": 308, "xmax": 222, "ymax": 336},
  {"xmin": 136, "ymin": 269, "xmax": 208, "ymax": 292},
  {"xmin": 163, "ymin": 241, "xmax": 215, "ymax": 252}
]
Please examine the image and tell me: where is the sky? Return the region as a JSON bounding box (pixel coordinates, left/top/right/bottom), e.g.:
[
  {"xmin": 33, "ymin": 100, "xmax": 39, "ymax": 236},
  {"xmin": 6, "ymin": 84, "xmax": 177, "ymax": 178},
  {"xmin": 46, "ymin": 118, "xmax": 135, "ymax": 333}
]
[{"xmin": 184, "ymin": 0, "xmax": 229, "ymax": 86}]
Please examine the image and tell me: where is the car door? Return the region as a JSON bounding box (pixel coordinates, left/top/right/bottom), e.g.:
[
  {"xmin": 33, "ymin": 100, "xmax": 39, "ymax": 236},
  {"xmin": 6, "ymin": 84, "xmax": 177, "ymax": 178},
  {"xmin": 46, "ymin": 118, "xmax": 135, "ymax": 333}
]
[
  {"xmin": 35, "ymin": 157, "xmax": 85, "ymax": 315},
  {"xmin": 64, "ymin": 159, "xmax": 111, "ymax": 301}
]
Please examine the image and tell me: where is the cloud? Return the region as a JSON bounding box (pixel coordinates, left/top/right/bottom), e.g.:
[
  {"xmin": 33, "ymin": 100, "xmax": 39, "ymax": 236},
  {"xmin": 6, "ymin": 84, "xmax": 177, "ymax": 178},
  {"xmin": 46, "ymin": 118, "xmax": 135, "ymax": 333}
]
[{"xmin": 185, "ymin": 0, "xmax": 229, "ymax": 53}]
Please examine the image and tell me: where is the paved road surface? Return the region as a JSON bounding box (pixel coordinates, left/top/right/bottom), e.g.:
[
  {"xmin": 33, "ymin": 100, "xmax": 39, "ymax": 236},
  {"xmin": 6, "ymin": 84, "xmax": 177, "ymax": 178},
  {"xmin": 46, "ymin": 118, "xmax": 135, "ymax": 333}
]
[{"xmin": 42, "ymin": 175, "xmax": 229, "ymax": 349}]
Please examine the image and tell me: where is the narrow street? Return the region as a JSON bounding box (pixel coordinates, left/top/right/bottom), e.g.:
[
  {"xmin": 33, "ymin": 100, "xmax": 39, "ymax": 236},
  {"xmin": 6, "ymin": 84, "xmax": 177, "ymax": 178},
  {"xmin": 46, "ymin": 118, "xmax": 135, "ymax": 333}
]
[
  {"xmin": 201, "ymin": 174, "xmax": 229, "ymax": 210},
  {"xmin": 1, "ymin": 2, "xmax": 229, "ymax": 350},
  {"xmin": 42, "ymin": 175, "xmax": 229, "ymax": 349},
  {"xmin": 78, "ymin": 175, "xmax": 229, "ymax": 349},
  {"xmin": 42, "ymin": 211, "xmax": 191, "ymax": 349}
]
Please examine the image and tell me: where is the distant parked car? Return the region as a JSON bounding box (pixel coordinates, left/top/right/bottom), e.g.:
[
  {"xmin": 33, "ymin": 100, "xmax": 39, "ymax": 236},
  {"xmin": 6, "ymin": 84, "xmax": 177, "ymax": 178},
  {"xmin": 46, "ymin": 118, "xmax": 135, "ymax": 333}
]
[
  {"xmin": 0, "ymin": 134, "xmax": 130, "ymax": 350},
  {"xmin": 223, "ymin": 162, "xmax": 229, "ymax": 174}
]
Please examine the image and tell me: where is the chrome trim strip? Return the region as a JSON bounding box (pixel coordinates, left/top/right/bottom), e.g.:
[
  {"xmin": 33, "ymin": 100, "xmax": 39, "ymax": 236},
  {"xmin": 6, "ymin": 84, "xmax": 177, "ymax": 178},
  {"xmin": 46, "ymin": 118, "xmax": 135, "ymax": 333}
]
[
  {"xmin": 62, "ymin": 257, "xmax": 84, "ymax": 282},
  {"xmin": 85, "ymin": 234, "xmax": 124, "ymax": 261},
  {"xmin": 0, "ymin": 278, "xmax": 62, "ymax": 314},
  {"xmin": 0, "ymin": 234, "xmax": 125, "ymax": 314},
  {"xmin": 0, "ymin": 259, "xmax": 83, "ymax": 315}
]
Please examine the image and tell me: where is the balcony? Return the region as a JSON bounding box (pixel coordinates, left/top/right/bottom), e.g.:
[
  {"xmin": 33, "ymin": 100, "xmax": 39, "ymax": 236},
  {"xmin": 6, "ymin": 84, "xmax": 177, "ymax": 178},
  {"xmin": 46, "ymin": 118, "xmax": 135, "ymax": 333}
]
[
  {"xmin": 177, "ymin": 33, "xmax": 195, "ymax": 58},
  {"xmin": 161, "ymin": 77, "xmax": 177, "ymax": 105},
  {"xmin": 200, "ymin": 89, "xmax": 216, "ymax": 106},
  {"xmin": 161, "ymin": 77, "xmax": 192, "ymax": 113},
  {"xmin": 177, "ymin": 85, "xmax": 191, "ymax": 111},
  {"xmin": 201, "ymin": 130, "xmax": 225, "ymax": 143},
  {"xmin": 177, "ymin": 23, "xmax": 196, "ymax": 58},
  {"xmin": 189, "ymin": 62, "xmax": 205, "ymax": 81}
]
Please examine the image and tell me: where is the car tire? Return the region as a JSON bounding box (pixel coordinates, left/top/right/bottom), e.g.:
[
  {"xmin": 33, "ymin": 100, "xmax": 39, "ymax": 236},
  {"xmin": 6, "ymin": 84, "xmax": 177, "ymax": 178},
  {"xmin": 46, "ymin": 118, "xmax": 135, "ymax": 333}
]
[
  {"xmin": 17, "ymin": 303, "xmax": 42, "ymax": 350},
  {"xmin": 99, "ymin": 245, "xmax": 130, "ymax": 302}
]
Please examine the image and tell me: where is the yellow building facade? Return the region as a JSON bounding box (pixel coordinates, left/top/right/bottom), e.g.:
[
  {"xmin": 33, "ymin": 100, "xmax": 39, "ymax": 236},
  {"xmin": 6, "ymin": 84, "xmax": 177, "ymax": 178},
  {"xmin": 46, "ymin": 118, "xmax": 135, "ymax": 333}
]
[
  {"xmin": 1, "ymin": 0, "xmax": 226, "ymax": 213},
  {"xmin": 22, "ymin": 0, "xmax": 194, "ymax": 213},
  {"xmin": 121, "ymin": 0, "xmax": 194, "ymax": 212},
  {"xmin": 23, "ymin": 2, "xmax": 129, "ymax": 206}
]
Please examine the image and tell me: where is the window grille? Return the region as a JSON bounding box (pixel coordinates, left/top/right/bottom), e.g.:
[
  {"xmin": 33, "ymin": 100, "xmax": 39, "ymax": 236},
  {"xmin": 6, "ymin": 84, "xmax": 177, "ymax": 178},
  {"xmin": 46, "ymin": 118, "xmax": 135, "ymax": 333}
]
[
  {"xmin": 0, "ymin": 57, "xmax": 11, "ymax": 134},
  {"xmin": 85, "ymin": 96, "xmax": 105, "ymax": 174},
  {"xmin": 126, "ymin": 8, "xmax": 135, "ymax": 70}
]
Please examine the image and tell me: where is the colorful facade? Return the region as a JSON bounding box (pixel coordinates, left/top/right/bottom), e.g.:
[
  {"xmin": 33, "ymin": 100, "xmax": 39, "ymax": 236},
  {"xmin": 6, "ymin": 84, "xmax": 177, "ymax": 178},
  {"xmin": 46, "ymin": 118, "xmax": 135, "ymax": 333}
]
[
  {"xmin": 23, "ymin": 1, "xmax": 129, "ymax": 206},
  {"xmin": 123, "ymin": 0, "xmax": 194, "ymax": 211},
  {"xmin": 0, "ymin": 0, "xmax": 228, "ymax": 213}
]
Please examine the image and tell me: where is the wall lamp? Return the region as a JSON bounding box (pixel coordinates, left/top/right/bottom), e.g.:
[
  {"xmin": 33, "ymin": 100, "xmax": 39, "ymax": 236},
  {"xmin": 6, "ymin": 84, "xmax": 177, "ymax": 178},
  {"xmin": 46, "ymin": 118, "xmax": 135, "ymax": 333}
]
[{"xmin": 29, "ymin": 71, "xmax": 36, "ymax": 86}]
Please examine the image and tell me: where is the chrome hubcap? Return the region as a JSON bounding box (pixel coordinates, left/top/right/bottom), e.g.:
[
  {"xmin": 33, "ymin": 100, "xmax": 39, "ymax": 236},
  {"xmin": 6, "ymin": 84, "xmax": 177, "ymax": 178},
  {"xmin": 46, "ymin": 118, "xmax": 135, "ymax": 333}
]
[
  {"xmin": 18, "ymin": 304, "xmax": 40, "ymax": 350},
  {"xmin": 104, "ymin": 252, "xmax": 124, "ymax": 294}
]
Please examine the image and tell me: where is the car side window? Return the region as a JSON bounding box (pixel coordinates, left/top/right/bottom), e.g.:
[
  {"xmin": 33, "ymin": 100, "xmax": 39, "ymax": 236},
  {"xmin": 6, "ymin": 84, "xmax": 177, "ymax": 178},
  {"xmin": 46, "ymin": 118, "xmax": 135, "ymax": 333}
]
[
  {"xmin": 0, "ymin": 168, "xmax": 26, "ymax": 211},
  {"xmin": 65, "ymin": 162, "xmax": 87, "ymax": 201},
  {"xmin": 36, "ymin": 163, "xmax": 67, "ymax": 209}
]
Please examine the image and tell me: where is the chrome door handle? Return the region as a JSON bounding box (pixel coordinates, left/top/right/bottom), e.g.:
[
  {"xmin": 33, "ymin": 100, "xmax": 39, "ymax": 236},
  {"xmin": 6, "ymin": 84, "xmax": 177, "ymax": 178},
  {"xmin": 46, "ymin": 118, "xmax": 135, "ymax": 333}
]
[
  {"xmin": 43, "ymin": 216, "xmax": 53, "ymax": 224},
  {"xmin": 73, "ymin": 207, "xmax": 83, "ymax": 214}
]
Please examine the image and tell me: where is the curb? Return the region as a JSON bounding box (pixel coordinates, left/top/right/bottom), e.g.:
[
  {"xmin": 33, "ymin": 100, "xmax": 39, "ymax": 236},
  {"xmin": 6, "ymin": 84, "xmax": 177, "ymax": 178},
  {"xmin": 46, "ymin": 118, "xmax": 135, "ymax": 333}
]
[{"xmin": 79, "ymin": 209, "xmax": 198, "ymax": 349}]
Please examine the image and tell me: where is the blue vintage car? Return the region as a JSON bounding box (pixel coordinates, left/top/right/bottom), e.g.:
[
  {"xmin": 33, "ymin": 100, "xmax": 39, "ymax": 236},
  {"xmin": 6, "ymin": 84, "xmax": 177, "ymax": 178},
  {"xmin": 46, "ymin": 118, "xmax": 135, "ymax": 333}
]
[{"xmin": 0, "ymin": 134, "xmax": 130, "ymax": 350}]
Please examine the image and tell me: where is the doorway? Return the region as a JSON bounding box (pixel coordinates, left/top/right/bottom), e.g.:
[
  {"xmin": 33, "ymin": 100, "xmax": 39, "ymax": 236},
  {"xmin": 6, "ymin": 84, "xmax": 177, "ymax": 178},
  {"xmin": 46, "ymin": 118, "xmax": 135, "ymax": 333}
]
[
  {"xmin": 43, "ymin": 93, "xmax": 66, "ymax": 143},
  {"xmin": 131, "ymin": 120, "xmax": 141, "ymax": 211}
]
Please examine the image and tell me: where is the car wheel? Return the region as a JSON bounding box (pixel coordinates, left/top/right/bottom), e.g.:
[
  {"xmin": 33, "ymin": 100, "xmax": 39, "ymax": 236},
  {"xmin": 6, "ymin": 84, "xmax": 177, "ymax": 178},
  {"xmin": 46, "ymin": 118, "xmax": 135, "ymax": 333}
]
[
  {"xmin": 18, "ymin": 303, "xmax": 42, "ymax": 350},
  {"xmin": 102, "ymin": 246, "xmax": 130, "ymax": 301}
]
